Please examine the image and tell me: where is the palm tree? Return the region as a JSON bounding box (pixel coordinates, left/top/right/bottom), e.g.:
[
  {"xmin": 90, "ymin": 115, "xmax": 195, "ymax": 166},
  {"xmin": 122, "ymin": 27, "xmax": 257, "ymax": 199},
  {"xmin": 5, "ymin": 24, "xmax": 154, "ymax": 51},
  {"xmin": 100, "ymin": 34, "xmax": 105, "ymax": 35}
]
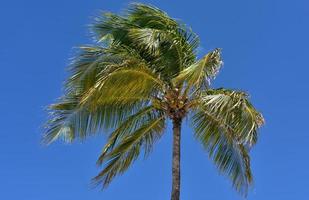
[{"xmin": 44, "ymin": 3, "xmax": 264, "ymax": 200}]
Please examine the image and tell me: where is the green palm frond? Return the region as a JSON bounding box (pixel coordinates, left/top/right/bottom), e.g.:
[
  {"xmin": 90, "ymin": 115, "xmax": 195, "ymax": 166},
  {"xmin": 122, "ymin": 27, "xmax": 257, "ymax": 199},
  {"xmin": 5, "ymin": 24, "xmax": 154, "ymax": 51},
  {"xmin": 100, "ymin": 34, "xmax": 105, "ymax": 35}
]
[
  {"xmin": 127, "ymin": 3, "xmax": 199, "ymax": 74},
  {"xmin": 196, "ymin": 88, "xmax": 264, "ymax": 146},
  {"xmin": 92, "ymin": 12, "xmax": 135, "ymax": 45},
  {"xmin": 80, "ymin": 65, "xmax": 166, "ymax": 109},
  {"xmin": 173, "ymin": 48, "xmax": 222, "ymax": 89},
  {"xmin": 128, "ymin": 3, "xmax": 200, "ymax": 55},
  {"xmin": 96, "ymin": 106, "xmax": 159, "ymax": 165},
  {"xmin": 128, "ymin": 3, "xmax": 178, "ymax": 28},
  {"xmin": 127, "ymin": 27, "xmax": 199, "ymax": 78},
  {"xmin": 66, "ymin": 43, "xmax": 155, "ymax": 93},
  {"xmin": 43, "ymin": 94, "xmax": 148, "ymax": 144},
  {"xmin": 192, "ymin": 109, "xmax": 253, "ymax": 195},
  {"xmin": 44, "ymin": 46, "xmax": 160, "ymax": 144},
  {"xmin": 65, "ymin": 46, "xmax": 107, "ymax": 93},
  {"xmin": 191, "ymin": 88, "xmax": 264, "ymax": 195},
  {"xmin": 128, "ymin": 28, "xmax": 167, "ymax": 56},
  {"xmin": 93, "ymin": 3, "xmax": 199, "ymax": 81},
  {"xmin": 93, "ymin": 115, "xmax": 165, "ymax": 187}
]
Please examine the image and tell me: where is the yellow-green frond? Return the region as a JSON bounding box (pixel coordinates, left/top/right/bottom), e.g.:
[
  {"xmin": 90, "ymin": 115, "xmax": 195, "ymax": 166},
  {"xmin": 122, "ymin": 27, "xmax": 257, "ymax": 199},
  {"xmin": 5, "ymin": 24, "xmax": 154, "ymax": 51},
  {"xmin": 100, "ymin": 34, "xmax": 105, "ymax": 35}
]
[
  {"xmin": 173, "ymin": 48, "xmax": 222, "ymax": 88},
  {"xmin": 92, "ymin": 115, "xmax": 165, "ymax": 187},
  {"xmin": 197, "ymin": 88, "xmax": 264, "ymax": 146},
  {"xmin": 43, "ymin": 93, "xmax": 150, "ymax": 144},
  {"xmin": 81, "ymin": 66, "xmax": 166, "ymax": 109},
  {"xmin": 97, "ymin": 106, "xmax": 160, "ymax": 165},
  {"xmin": 192, "ymin": 110, "xmax": 253, "ymax": 196},
  {"xmin": 190, "ymin": 88, "xmax": 264, "ymax": 195}
]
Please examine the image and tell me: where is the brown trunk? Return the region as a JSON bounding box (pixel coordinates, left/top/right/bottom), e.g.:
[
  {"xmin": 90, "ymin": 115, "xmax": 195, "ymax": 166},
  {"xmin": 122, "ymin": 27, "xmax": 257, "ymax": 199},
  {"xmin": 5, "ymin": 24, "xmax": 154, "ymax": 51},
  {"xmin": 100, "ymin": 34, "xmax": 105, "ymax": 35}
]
[{"xmin": 171, "ymin": 118, "xmax": 181, "ymax": 200}]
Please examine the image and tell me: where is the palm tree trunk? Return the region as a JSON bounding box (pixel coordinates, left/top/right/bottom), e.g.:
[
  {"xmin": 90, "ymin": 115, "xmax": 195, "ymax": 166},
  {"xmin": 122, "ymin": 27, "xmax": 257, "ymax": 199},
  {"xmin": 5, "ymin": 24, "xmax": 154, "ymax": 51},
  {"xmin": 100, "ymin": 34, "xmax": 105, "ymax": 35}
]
[{"xmin": 171, "ymin": 118, "xmax": 182, "ymax": 200}]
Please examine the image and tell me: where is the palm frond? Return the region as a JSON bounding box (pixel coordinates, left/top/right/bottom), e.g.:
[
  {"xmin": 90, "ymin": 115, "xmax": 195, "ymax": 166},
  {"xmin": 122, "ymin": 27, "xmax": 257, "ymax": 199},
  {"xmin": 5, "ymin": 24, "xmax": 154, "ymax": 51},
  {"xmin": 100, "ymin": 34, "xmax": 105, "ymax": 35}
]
[
  {"xmin": 97, "ymin": 106, "xmax": 161, "ymax": 165},
  {"xmin": 45, "ymin": 18, "xmax": 169, "ymax": 145},
  {"xmin": 66, "ymin": 43, "xmax": 155, "ymax": 93},
  {"xmin": 128, "ymin": 3, "xmax": 200, "ymax": 55},
  {"xmin": 173, "ymin": 48, "xmax": 222, "ymax": 89},
  {"xmin": 192, "ymin": 110, "xmax": 253, "ymax": 195},
  {"xmin": 92, "ymin": 12, "xmax": 136, "ymax": 45},
  {"xmin": 65, "ymin": 46, "xmax": 107, "ymax": 93},
  {"xmin": 128, "ymin": 3, "xmax": 200, "ymax": 73},
  {"xmin": 92, "ymin": 3, "xmax": 199, "ymax": 83},
  {"xmin": 93, "ymin": 115, "xmax": 166, "ymax": 187},
  {"xmin": 128, "ymin": 3, "xmax": 178, "ymax": 29},
  {"xmin": 43, "ymin": 90, "xmax": 151, "ymax": 144},
  {"xmin": 196, "ymin": 88, "xmax": 264, "ymax": 146},
  {"xmin": 80, "ymin": 65, "xmax": 166, "ymax": 109},
  {"xmin": 43, "ymin": 94, "xmax": 96, "ymax": 144},
  {"xmin": 191, "ymin": 88, "xmax": 264, "ymax": 195},
  {"xmin": 128, "ymin": 28, "xmax": 166, "ymax": 56}
]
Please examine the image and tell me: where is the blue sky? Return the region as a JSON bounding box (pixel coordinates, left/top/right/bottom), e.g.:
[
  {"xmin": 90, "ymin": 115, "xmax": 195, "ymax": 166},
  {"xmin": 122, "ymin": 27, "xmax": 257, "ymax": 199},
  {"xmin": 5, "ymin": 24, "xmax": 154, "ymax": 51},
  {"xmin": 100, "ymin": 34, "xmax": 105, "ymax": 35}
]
[{"xmin": 1, "ymin": 0, "xmax": 308, "ymax": 199}]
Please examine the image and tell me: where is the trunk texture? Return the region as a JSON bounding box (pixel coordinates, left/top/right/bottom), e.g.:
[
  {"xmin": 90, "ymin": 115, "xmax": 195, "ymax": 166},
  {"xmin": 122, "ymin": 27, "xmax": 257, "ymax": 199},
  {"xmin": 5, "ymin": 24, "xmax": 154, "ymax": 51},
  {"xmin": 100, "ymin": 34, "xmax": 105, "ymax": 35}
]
[{"xmin": 171, "ymin": 118, "xmax": 182, "ymax": 200}]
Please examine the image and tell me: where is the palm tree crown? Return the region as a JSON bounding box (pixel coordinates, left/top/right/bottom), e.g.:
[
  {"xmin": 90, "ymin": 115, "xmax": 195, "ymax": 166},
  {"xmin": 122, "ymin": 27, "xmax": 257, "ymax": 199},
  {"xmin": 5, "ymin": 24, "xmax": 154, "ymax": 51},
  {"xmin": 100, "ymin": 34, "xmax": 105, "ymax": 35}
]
[{"xmin": 44, "ymin": 3, "xmax": 264, "ymax": 198}]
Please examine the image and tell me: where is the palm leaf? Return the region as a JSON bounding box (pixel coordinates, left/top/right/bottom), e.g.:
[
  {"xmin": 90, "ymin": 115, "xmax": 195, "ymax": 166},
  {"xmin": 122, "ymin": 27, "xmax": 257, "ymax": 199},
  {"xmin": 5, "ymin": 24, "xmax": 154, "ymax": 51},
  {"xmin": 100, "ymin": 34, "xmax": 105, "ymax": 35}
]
[
  {"xmin": 197, "ymin": 88, "xmax": 264, "ymax": 146},
  {"xmin": 192, "ymin": 109, "xmax": 253, "ymax": 195},
  {"xmin": 93, "ymin": 115, "xmax": 165, "ymax": 187},
  {"xmin": 97, "ymin": 105, "xmax": 160, "ymax": 165},
  {"xmin": 191, "ymin": 88, "xmax": 264, "ymax": 195},
  {"xmin": 173, "ymin": 48, "xmax": 222, "ymax": 89},
  {"xmin": 92, "ymin": 3, "xmax": 199, "ymax": 83},
  {"xmin": 80, "ymin": 65, "xmax": 166, "ymax": 109},
  {"xmin": 43, "ymin": 92, "xmax": 150, "ymax": 144}
]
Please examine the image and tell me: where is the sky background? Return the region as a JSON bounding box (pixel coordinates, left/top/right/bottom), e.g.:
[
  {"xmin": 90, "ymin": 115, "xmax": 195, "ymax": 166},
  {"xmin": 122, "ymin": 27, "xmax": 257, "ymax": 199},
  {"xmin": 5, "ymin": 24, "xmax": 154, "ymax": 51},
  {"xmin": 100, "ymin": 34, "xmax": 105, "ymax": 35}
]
[{"xmin": 1, "ymin": 0, "xmax": 308, "ymax": 199}]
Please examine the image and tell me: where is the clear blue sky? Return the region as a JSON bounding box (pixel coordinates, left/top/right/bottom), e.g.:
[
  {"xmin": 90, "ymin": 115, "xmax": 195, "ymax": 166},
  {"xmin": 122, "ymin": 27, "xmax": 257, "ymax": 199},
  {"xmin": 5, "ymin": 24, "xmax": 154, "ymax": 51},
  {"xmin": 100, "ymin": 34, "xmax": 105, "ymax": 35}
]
[{"xmin": 1, "ymin": 0, "xmax": 308, "ymax": 199}]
